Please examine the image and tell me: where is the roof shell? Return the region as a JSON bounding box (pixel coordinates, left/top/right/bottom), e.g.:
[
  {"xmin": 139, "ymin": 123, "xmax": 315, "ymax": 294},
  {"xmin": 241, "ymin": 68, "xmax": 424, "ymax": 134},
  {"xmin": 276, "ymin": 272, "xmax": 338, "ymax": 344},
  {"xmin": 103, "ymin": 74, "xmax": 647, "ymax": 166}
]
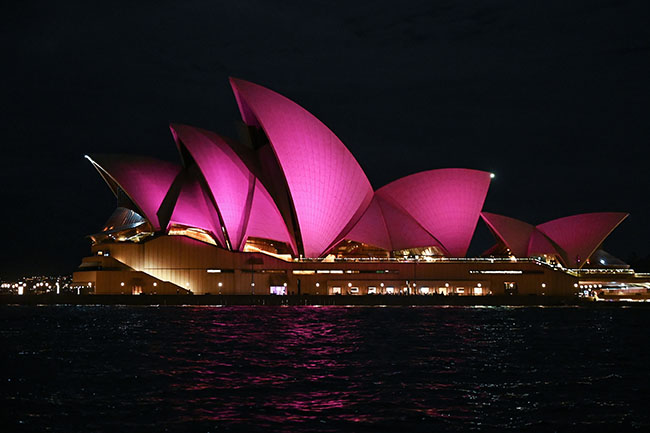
[
  {"xmin": 344, "ymin": 196, "xmax": 392, "ymax": 251},
  {"xmin": 168, "ymin": 173, "xmax": 227, "ymax": 247},
  {"xmin": 377, "ymin": 168, "xmax": 491, "ymax": 257},
  {"xmin": 536, "ymin": 212, "xmax": 628, "ymax": 268},
  {"xmin": 170, "ymin": 124, "xmax": 255, "ymax": 250},
  {"xmin": 229, "ymin": 78, "xmax": 373, "ymax": 258},
  {"xmin": 86, "ymin": 154, "xmax": 180, "ymax": 231},
  {"xmin": 242, "ymin": 179, "xmax": 297, "ymax": 254},
  {"xmin": 480, "ymin": 212, "xmax": 536, "ymax": 257}
]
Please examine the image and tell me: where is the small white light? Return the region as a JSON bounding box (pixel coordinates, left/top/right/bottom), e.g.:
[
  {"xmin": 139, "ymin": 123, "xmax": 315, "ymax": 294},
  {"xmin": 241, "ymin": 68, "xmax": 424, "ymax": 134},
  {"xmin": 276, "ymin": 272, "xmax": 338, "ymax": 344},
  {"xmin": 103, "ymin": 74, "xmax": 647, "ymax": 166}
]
[
  {"xmin": 477, "ymin": 283, "xmax": 482, "ymax": 287},
  {"xmin": 348, "ymin": 283, "xmax": 352, "ymax": 287},
  {"xmin": 445, "ymin": 283, "xmax": 449, "ymax": 288},
  {"xmin": 120, "ymin": 282, "xmax": 125, "ymax": 287},
  {"xmin": 380, "ymin": 283, "xmax": 384, "ymax": 287},
  {"xmin": 153, "ymin": 282, "xmax": 157, "ymax": 287},
  {"xmin": 186, "ymin": 282, "xmax": 190, "ymax": 286},
  {"xmin": 283, "ymin": 282, "xmax": 287, "ymax": 287},
  {"xmin": 218, "ymin": 282, "xmax": 223, "ymax": 287},
  {"xmin": 490, "ymin": 173, "xmax": 495, "ymax": 179},
  {"xmin": 251, "ymin": 282, "xmax": 255, "ymax": 287},
  {"xmin": 315, "ymin": 282, "xmax": 320, "ymax": 287},
  {"xmin": 541, "ymin": 283, "xmax": 546, "ymax": 288}
]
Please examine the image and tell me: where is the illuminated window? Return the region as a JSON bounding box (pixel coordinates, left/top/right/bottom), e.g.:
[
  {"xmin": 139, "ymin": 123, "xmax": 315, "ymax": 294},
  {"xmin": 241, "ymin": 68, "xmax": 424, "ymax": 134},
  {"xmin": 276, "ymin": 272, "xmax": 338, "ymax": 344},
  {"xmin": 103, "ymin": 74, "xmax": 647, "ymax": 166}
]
[
  {"xmin": 270, "ymin": 286, "xmax": 287, "ymax": 295},
  {"xmin": 332, "ymin": 286, "xmax": 342, "ymax": 295},
  {"xmin": 350, "ymin": 287, "xmax": 359, "ymax": 294},
  {"xmin": 367, "ymin": 286, "xmax": 377, "ymax": 294}
]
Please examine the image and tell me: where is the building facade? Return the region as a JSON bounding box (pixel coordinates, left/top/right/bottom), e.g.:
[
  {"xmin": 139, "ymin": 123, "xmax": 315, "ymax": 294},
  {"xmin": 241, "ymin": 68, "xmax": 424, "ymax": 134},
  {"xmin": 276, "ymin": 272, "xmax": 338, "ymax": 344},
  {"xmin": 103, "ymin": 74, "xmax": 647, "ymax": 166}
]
[{"xmin": 73, "ymin": 78, "xmax": 643, "ymax": 296}]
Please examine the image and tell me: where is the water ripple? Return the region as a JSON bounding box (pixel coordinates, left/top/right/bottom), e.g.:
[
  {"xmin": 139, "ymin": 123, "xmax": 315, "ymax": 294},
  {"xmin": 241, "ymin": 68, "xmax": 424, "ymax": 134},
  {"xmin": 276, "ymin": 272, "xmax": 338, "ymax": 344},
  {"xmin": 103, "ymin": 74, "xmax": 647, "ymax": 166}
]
[{"xmin": 1, "ymin": 306, "xmax": 649, "ymax": 432}]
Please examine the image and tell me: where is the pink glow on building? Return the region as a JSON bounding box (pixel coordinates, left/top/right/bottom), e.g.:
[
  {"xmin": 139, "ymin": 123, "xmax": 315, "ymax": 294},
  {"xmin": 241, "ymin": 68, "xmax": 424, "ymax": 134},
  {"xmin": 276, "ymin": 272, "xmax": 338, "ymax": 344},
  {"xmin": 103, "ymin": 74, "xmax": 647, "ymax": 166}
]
[
  {"xmin": 377, "ymin": 169, "xmax": 491, "ymax": 257},
  {"xmin": 168, "ymin": 175, "xmax": 226, "ymax": 247},
  {"xmin": 87, "ymin": 155, "xmax": 180, "ymax": 231},
  {"xmin": 344, "ymin": 197, "xmax": 392, "ymax": 251},
  {"xmin": 480, "ymin": 212, "xmax": 536, "ymax": 257},
  {"xmin": 527, "ymin": 229, "xmax": 562, "ymax": 259},
  {"xmin": 229, "ymin": 78, "xmax": 374, "ymax": 258},
  {"xmin": 377, "ymin": 196, "xmax": 442, "ymax": 251},
  {"xmin": 170, "ymin": 124, "xmax": 256, "ymax": 249},
  {"xmin": 536, "ymin": 212, "xmax": 629, "ymax": 268},
  {"xmin": 242, "ymin": 180, "xmax": 297, "ymax": 254}
]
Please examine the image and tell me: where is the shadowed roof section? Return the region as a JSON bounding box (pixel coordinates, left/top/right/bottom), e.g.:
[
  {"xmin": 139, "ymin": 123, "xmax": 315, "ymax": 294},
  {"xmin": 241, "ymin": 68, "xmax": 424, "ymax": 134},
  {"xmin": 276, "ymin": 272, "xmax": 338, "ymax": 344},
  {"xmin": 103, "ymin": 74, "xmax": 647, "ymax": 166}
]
[
  {"xmin": 168, "ymin": 174, "xmax": 226, "ymax": 247},
  {"xmin": 377, "ymin": 169, "xmax": 491, "ymax": 257},
  {"xmin": 536, "ymin": 212, "xmax": 629, "ymax": 268},
  {"xmin": 480, "ymin": 212, "xmax": 536, "ymax": 257},
  {"xmin": 229, "ymin": 77, "xmax": 374, "ymax": 258},
  {"xmin": 85, "ymin": 154, "xmax": 180, "ymax": 231}
]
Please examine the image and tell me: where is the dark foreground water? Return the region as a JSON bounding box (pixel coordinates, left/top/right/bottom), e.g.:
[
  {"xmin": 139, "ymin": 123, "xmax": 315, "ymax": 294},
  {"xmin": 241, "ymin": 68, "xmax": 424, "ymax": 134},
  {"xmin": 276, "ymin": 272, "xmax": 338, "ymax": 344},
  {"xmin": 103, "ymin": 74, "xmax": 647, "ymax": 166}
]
[{"xmin": 1, "ymin": 306, "xmax": 649, "ymax": 432}]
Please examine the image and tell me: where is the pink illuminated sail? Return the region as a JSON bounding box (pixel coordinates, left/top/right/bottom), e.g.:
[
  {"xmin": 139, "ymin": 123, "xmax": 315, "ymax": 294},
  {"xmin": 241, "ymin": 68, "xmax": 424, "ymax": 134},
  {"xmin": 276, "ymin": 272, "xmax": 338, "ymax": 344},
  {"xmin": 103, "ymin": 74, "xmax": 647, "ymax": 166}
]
[
  {"xmin": 170, "ymin": 124, "xmax": 256, "ymax": 250},
  {"xmin": 242, "ymin": 179, "xmax": 297, "ymax": 254},
  {"xmin": 86, "ymin": 154, "xmax": 180, "ymax": 231},
  {"xmin": 168, "ymin": 175, "xmax": 226, "ymax": 247},
  {"xmin": 377, "ymin": 169, "xmax": 491, "ymax": 257},
  {"xmin": 344, "ymin": 197, "xmax": 392, "ymax": 251},
  {"xmin": 480, "ymin": 212, "xmax": 536, "ymax": 257},
  {"xmin": 536, "ymin": 212, "xmax": 629, "ymax": 268},
  {"xmin": 229, "ymin": 78, "xmax": 373, "ymax": 258}
]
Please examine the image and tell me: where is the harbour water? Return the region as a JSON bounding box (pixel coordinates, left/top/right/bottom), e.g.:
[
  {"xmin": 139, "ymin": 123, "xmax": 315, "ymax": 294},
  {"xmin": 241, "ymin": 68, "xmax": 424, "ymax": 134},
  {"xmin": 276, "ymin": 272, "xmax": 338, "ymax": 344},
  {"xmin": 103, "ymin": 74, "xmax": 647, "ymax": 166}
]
[{"xmin": 1, "ymin": 306, "xmax": 649, "ymax": 432}]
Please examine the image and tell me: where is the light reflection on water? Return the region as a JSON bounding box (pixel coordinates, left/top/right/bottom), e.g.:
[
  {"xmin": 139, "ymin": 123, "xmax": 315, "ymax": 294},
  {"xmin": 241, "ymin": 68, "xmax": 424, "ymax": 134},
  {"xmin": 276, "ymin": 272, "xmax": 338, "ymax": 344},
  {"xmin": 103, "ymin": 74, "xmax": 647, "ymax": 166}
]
[{"xmin": 1, "ymin": 306, "xmax": 649, "ymax": 432}]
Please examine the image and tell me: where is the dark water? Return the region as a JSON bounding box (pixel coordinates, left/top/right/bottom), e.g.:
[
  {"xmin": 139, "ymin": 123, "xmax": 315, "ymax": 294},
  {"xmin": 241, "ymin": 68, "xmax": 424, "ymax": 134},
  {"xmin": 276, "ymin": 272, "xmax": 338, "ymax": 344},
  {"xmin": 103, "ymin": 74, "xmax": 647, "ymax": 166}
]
[{"xmin": 1, "ymin": 306, "xmax": 649, "ymax": 432}]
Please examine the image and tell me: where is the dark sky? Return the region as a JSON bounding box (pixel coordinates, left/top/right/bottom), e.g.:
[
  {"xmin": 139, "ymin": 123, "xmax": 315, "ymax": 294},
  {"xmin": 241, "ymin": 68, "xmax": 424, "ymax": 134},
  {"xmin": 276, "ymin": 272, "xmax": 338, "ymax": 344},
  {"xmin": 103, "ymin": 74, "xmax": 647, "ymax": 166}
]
[{"xmin": 2, "ymin": 0, "xmax": 649, "ymax": 278}]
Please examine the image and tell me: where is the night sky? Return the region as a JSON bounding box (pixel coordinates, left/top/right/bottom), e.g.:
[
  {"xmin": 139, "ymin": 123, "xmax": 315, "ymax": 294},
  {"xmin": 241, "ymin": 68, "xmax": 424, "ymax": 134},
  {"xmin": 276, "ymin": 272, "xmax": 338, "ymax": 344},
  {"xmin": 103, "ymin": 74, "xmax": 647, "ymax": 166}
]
[{"xmin": 2, "ymin": 1, "xmax": 649, "ymax": 278}]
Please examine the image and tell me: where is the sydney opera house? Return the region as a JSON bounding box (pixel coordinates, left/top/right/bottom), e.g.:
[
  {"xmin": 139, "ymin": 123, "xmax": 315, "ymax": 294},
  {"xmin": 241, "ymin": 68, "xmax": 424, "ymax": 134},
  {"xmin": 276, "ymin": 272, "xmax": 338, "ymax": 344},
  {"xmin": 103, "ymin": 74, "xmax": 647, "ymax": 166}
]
[{"xmin": 73, "ymin": 78, "xmax": 645, "ymax": 297}]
